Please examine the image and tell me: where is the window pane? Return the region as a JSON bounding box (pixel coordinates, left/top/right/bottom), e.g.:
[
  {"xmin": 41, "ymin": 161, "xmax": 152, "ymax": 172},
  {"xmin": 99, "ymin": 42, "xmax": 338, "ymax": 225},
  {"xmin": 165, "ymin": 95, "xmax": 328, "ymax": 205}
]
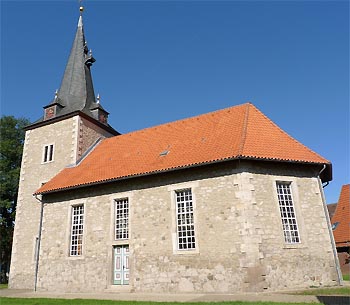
[
  {"xmin": 49, "ymin": 144, "xmax": 54, "ymax": 161},
  {"xmin": 43, "ymin": 144, "xmax": 54, "ymax": 163},
  {"xmin": 70, "ymin": 205, "xmax": 84, "ymax": 256},
  {"xmin": 43, "ymin": 145, "xmax": 48, "ymax": 162},
  {"xmin": 276, "ymin": 182, "xmax": 300, "ymax": 244},
  {"xmin": 176, "ymin": 189, "xmax": 196, "ymax": 250},
  {"xmin": 115, "ymin": 198, "xmax": 129, "ymax": 240}
]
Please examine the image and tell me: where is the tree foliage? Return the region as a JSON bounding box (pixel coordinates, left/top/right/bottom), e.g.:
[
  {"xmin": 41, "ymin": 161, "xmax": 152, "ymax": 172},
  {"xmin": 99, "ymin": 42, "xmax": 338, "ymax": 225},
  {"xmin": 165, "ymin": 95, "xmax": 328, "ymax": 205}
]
[{"xmin": 0, "ymin": 116, "xmax": 30, "ymax": 283}]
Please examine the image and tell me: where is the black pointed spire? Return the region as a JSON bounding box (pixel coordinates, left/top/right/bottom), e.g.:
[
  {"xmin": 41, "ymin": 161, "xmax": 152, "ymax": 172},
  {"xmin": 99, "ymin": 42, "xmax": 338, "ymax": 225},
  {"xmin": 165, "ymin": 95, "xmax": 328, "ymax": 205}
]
[{"xmin": 42, "ymin": 7, "xmax": 110, "ymax": 126}]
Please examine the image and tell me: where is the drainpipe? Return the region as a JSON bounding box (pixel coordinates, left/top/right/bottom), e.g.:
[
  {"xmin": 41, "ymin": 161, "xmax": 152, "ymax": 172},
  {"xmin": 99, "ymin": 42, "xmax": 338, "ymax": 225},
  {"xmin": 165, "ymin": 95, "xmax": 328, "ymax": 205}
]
[
  {"xmin": 317, "ymin": 164, "xmax": 342, "ymax": 285},
  {"xmin": 34, "ymin": 195, "xmax": 44, "ymax": 292}
]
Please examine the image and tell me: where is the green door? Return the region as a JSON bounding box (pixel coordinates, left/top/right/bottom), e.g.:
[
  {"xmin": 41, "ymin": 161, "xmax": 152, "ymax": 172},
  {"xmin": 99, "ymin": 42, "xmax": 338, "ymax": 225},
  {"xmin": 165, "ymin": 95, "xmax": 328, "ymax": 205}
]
[{"xmin": 113, "ymin": 245, "xmax": 129, "ymax": 285}]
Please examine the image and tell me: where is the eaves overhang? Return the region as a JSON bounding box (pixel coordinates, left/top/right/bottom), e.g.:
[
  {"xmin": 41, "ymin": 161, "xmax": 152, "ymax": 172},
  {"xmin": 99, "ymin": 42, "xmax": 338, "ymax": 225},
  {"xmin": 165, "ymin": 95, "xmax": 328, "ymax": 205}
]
[{"xmin": 34, "ymin": 156, "xmax": 332, "ymax": 196}]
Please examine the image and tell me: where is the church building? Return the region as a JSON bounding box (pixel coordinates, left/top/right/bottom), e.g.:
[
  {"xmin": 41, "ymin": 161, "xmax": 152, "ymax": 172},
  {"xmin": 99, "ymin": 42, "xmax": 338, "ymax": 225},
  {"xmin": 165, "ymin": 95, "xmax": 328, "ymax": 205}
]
[{"xmin": 9, "ymin": 6, "xmax": 341, "ymax": 293}]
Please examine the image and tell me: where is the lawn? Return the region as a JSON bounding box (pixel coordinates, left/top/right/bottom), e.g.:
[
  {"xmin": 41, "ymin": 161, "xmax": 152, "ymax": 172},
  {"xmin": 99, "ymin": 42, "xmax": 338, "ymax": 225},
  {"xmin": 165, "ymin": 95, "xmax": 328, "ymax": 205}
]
[
  {"xmin": 0, "ymin": 284, "xmax": 8, "ymax": 289},
  {"xmin": 0, "ymin": 300, "xmax": 319, "ymax": 305},
  {"xmin": 294, "ymin": 286, "xmax": 350, "ymax": 296},
  {"xmin": 1, "ymin": 285, "xmax": 349, "ymax": 305},
  {"xmin": 343, "ymin": 274, "xmax": 349, "ymax": 281}
]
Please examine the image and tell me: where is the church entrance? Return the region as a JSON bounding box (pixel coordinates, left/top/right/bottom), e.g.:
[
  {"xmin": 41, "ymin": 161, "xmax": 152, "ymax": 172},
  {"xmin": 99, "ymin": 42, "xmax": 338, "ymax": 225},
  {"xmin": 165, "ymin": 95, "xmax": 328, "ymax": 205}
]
[{"xmin": 113, "ymin": 245, "xmax": 129, "ymax": 285}]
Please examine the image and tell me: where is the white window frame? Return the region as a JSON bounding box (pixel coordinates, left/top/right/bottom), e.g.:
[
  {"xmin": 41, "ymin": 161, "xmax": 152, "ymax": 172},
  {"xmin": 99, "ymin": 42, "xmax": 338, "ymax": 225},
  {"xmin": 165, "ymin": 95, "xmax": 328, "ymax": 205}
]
[
  {"xmin": 276, "ymin": 181, "xmax": 301, "ymax": 244},
  {"xmin": 70, "ymin": 204, "xmax": 84, "ymax": 256},
  {"xmin": 175, "ymin": 188, "xmax": 196, "ymax": 251},
  {"xmin": 42, "ymin": 143, "xmax": 54, "ymax": 163},
  {"xmin": 115, "ymin": 198, "xmax": 129, "ymax": 240}
]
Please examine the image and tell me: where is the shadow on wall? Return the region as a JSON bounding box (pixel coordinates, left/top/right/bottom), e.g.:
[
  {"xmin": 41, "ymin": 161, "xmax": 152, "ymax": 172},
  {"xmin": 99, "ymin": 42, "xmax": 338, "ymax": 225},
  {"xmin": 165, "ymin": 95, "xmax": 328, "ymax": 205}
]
[{"xmin": 317, "ymin": 296, "xmax": 350, "ymax": 305}]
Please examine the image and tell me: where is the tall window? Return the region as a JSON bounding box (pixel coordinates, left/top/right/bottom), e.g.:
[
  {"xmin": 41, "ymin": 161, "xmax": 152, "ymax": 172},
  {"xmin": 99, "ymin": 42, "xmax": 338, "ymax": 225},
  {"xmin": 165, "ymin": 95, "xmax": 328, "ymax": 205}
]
[
  {"xmin": 276, "ymin": 182, "xmax": 300, "ymax": 244},
  {"xmin": 70, "ymin": 205, "xmax": 84, "ymax": 256},
  {"xmin": 43, "ymin": 144, "xmax": 54, "ymax": 163},
  {"xmin": 115, "ymin": 198, "xmax": 129, "ymax": 240},
  {"xmin": 176, "ymin": 189, "xmax": 196, "ymax": 250}
]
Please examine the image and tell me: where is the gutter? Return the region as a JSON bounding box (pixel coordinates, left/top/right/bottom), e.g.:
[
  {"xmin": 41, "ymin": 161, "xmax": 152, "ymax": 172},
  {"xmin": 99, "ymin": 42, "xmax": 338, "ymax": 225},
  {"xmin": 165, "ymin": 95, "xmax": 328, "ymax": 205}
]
[
  {"xmin": 36, "ymin": 157, "xmax": 330, "ymax": 196},
  {"xmin": 317, "ymin": 164, "xmax": 343, "ymax": 285},
  {"xmin": 33, "ymin": 195, "xmax": 45, "ymax": 292}
]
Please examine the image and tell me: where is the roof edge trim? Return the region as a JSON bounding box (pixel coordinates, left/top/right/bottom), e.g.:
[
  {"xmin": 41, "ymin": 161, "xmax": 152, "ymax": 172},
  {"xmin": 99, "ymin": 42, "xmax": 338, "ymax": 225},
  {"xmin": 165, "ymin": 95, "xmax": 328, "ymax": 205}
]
[{"xmin": 35, "ymin": 157, "xmax": 331, "ymax": 196}]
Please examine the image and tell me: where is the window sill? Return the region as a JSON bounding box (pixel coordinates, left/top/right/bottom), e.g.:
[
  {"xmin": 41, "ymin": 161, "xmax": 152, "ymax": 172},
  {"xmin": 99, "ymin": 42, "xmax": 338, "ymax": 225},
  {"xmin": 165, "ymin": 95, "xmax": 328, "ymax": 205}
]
[
  {"xmin": 282, "ymin": 243, "xmax": 307, "ymax": 249},
  {"xmin": 67, "ymin": 255, "xmax": 85, "ymax": 260},
  {"xmin": 41, "ymin": 160, "xmax": 54, "ymax": 165},
  {"xmin": 173, "ymin": 248, "xmax": 200, "ymax": 255}
]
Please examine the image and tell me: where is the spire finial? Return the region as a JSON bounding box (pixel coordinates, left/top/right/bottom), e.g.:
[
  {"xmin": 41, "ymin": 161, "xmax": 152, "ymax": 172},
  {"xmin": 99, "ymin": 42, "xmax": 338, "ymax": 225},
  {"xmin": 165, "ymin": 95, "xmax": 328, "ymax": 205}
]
[{"xmin": 79, "ymin": 0, "xmax": 84, "ymax": 15}]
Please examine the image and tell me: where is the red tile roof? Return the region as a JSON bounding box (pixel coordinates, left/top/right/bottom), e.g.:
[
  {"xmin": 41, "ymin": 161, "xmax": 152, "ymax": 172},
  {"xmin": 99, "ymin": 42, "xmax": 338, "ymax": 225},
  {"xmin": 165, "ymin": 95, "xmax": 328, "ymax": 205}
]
[
  {"xmin": 35, "ymin": 103, "xmax": 331, "ymax": 195},
  {"xmin": 332, "ymin": 184, "xmax": 350, "ymax": 247}
]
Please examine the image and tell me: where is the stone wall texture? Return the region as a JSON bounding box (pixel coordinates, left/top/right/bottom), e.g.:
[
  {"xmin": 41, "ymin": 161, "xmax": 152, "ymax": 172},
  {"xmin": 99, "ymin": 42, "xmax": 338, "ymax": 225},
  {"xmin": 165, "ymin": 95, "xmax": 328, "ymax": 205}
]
[
  {"xmin": 31, "ymin": 161, "xmax": 339, "ymax": 293},
  {"xmin": 9, "ymin": 116, "xmax": 115, "ymax": 289}
]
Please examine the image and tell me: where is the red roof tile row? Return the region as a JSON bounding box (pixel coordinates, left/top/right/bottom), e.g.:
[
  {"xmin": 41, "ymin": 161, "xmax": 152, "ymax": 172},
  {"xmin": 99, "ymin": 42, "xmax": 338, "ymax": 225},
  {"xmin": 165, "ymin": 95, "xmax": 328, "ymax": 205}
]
[
  {"xmin": 35, "ymin": 103, "xmax": 330, "ymax": 195},
  {"xmin": 332, "ymin": 184, "xmax": 350, "ymax": 247}
]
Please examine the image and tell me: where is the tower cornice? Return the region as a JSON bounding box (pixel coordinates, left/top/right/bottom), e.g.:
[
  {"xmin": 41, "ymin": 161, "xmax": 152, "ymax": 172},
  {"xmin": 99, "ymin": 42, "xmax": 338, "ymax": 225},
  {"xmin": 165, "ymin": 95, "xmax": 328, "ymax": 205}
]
[{"xmin": 25, "ymin": 111, "xmax": 120, "ymax": 136}]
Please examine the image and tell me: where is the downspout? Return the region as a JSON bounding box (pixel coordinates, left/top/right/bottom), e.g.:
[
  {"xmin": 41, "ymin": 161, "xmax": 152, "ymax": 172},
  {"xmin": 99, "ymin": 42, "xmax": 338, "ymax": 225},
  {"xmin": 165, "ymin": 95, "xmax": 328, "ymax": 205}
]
[
  {"xmin": 317, "ymin": 164, "xmax": 343, "ymax": 285},
  {"xmin": 34, "ymin": 195, "xmax": 44, "ymax": 292}
]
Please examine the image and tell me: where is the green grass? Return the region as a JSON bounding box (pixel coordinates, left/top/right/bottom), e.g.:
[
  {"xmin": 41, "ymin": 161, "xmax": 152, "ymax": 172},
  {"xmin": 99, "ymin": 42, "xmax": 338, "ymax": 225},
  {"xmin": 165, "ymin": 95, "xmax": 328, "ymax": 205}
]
[
  {"xmin": 0, "ymin": 300, "xmax": 318, "ymax": 305},
  {"xmin": 295, "ymin": 286, "xmax": 350, "ymax": 296},
  {"xmin": 0, "ymin": 284, "xmax": 8, "ymax": 289},
  {"xmin": 343, "ymin": 274, "xmax": 349, "ymax": 281}
]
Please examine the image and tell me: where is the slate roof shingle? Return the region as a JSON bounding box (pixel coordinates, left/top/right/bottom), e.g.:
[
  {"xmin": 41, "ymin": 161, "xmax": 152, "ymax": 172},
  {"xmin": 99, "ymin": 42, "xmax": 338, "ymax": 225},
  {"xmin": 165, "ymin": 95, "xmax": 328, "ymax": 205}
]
[{"xmin": 35, "ymin": 103, "xmax": 331, "ymax": 195}]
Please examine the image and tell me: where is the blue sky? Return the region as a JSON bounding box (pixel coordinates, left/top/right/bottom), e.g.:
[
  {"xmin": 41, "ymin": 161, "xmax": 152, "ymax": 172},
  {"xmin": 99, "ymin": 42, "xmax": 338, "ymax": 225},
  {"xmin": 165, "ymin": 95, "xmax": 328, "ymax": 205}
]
[{"xmin": 1, "ymin": 0, "xmax": 349, "ymax": 204}]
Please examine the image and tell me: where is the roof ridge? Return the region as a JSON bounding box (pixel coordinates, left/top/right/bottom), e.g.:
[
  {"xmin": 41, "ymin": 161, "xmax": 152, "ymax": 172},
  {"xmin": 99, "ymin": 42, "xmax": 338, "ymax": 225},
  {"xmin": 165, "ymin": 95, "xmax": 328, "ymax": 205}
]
[
  {"xmin": 237, "ymin": 103, "xmax": 251, "ymax": 156},
  {"xmin": 111, "ymin": 103, "xmax": 249, "ymax": 140}
]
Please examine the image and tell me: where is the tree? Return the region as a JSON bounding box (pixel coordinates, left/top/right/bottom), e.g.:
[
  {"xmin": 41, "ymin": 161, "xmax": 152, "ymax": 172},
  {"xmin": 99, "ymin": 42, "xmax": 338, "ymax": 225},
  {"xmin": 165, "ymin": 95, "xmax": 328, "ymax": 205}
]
[{"xmin": 0, "ymin": 116, "xmax": 30, "ymax": 283}]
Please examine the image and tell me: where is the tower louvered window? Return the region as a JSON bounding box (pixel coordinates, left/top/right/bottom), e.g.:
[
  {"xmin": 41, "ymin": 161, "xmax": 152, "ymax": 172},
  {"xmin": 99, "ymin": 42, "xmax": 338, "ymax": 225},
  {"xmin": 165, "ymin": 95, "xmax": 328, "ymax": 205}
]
[
  {"xmin": 276, "ymin": 182, "xmax": 300, "ymax": 244},
  {"xmin": 70, "ymin": 205, "xmax": 84, "ymax": 256},
  {"xmin": 115, "ymin": 198, "xmax": 129, "ymax": 240},
  {"xmin": 176, "ymin": 189, "xmax": 196, "ymax": 250}
]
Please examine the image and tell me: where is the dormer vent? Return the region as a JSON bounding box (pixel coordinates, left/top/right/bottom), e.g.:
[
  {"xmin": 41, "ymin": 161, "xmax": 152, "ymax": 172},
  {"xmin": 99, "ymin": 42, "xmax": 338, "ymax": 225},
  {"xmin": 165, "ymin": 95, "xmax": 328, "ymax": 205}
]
[{"xmin": 159, "ymin": 150, "xmax": 170, "ymax": 156}]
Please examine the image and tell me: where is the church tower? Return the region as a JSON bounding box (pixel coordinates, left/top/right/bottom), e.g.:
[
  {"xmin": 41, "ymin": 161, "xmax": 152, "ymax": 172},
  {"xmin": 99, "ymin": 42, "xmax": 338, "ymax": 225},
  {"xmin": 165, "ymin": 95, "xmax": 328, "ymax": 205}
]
[{"xmin": 9, "ymin": 6, "xmax": 118, "ymax": 289}]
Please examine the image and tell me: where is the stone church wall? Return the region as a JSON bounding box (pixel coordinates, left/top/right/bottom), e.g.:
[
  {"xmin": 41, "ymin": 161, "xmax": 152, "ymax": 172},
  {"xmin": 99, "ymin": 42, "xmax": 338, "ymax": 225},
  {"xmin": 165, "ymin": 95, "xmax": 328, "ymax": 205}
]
[
  {"xmin": 9, "ymin": 116, "xmax": 115, "ymax": 289},
  {"xmin": 35, "ymin": 162, "xmax": 339, "ymax": 293}
]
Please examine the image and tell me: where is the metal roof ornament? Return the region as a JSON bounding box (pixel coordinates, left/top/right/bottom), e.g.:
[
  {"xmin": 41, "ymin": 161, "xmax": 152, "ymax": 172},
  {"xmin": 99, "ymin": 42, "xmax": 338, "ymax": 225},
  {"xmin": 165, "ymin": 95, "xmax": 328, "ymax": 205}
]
[{"xmin": 79, "ymin": 0, "xmax": 84, "ymax": 15}]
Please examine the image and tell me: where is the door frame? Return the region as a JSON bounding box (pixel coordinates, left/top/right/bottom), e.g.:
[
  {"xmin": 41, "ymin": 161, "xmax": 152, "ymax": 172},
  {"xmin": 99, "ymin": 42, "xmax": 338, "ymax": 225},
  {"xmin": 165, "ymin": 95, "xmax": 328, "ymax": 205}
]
[{"xmin": 113, "ymin": 245, "xmax": 130, "ymax": 285}]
